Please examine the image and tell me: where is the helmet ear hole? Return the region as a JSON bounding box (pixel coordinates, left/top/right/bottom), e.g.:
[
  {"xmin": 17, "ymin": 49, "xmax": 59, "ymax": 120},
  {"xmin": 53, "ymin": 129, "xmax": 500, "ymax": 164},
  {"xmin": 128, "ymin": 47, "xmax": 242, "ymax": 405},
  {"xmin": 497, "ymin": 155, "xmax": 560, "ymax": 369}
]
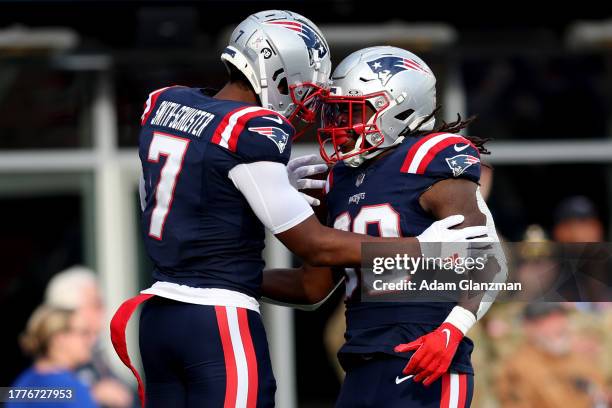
[
  {"xmin": 394, "ymin": 109, "xmax": 415, "ymax": 121},
  {"xmin": 277, "ymin": 77, "xmax": 289, "ymax": 96}
]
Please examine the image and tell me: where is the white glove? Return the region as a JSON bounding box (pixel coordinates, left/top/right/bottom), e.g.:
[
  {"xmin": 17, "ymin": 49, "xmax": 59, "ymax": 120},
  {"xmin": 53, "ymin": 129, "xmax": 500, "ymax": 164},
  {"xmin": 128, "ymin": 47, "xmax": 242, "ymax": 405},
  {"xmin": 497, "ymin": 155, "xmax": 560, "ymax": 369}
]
[
  {"xmin": 417, "ymin": 215, "xmax": 489, "ymax": 272},
  {"xmin": 287, "ymin": 154, "xmax": 328, "ymax": 206},
  {"xmin": 416, "ymin": 215, "xmax": 487, "ymax": 243}
]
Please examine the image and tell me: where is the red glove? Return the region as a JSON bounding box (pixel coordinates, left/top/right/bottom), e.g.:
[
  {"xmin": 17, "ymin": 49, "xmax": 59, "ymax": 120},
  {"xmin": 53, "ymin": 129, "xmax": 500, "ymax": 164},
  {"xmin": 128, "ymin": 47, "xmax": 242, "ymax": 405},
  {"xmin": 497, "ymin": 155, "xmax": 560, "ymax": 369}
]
[{"xmin": 394, "ymin": 322, "xmax": 464, "ymax": 387}]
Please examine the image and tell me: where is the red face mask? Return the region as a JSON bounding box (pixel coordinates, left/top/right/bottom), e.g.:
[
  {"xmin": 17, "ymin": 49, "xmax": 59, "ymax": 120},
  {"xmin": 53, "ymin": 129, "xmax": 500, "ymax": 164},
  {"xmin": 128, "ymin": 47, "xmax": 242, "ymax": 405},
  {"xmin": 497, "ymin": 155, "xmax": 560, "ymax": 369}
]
[
  {"xmin": 317, "ymin": 91, "xmax": 390, "ymax": 164},
  {"xmin": 286, "ymin": 82, "xmax": 329, "ymax": 140}
]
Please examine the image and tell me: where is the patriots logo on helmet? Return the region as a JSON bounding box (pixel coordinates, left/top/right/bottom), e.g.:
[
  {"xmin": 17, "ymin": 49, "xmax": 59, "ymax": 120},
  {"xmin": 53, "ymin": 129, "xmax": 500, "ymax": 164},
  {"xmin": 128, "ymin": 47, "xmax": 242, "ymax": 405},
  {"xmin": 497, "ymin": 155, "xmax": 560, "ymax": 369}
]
[
  {"xmin": 367, "ymin": 56, "xmax": 430, "ymax": 86},
  {"xmin": 445, "ymin": 154, "xmax": 480, "ymax": 177},
  {"xmin": 265, "ymin": 20, "xmax": 328, "ymax": 66},
  {"xmin": 248, "ymin": 126, "xmax": 289, "ymax": 153}
]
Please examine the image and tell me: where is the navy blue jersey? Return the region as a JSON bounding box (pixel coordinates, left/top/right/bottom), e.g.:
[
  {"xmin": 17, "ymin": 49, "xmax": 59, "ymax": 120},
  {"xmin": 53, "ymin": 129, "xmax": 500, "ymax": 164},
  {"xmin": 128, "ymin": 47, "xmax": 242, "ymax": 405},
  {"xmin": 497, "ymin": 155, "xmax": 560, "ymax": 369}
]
[
  {"xmin": 138, "ymin": 86, "xmax": 294, "ymax": 298},
  {"xmin": 324, "ymin": 132, "xmax": 481, "ymax": 373}
]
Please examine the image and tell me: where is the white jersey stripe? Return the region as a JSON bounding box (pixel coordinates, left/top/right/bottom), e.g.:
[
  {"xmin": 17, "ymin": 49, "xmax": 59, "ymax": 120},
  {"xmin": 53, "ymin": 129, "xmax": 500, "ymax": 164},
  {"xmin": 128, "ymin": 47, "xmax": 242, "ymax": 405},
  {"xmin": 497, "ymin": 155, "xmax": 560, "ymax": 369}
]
[
  {"xmin": 407, "ymin": 133, "xmax": 456, "ymax": 174},
  {"xmin": 448, "ymin": 372, "xmax": 459, "ymax": 408},
  {"xmin": 226, "ymin": 306, "xmax": 249, "ymax": 408},
  {"xmin": 220, "ymin": 106, "xmax": 267, "ymax": 149}
]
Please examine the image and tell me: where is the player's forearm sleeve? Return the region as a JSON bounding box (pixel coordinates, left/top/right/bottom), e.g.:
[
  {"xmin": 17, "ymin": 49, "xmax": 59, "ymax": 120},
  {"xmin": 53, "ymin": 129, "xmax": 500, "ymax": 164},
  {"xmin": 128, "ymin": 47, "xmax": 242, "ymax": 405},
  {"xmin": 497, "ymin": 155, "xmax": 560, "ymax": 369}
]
[{"xmin": 228, "ymin": 161, "xmax": 314, "ymax": 234}]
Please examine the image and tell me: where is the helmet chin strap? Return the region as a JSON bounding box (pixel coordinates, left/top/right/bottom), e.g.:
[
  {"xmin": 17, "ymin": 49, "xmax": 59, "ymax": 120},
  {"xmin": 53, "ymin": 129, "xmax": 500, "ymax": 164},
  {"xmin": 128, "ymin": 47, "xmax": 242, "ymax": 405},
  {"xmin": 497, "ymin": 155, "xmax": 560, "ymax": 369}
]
[
  {"xmin": 344, "ymin": 150, "xmax": 366, "ymax": 167},
  {"xmin": 342, "ymin": 115, "xmax": 376, "ymax": 167}
]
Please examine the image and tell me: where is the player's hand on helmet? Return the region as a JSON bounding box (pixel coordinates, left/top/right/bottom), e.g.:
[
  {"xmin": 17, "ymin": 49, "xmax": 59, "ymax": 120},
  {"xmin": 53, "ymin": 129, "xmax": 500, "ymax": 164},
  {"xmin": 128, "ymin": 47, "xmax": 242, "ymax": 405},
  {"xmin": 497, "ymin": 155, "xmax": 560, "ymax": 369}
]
[
  {"xmin": 416, "ymin": 215, "xmax": 487, "ymax": 243},
  {"xmin": 394, "ymin": 322, "xmax": 464, "ymax": 386},
  {"xmin": 287, "ymin": 154, "xmax": 328, "ymax": 206}
]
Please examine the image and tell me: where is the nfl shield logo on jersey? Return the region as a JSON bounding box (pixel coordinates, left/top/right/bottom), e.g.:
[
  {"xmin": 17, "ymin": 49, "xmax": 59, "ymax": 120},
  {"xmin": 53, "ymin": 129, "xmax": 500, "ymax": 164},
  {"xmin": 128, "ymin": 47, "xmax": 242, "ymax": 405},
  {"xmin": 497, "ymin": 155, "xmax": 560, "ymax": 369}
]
[
  {"xmin": 445, "ymin": 154, "xmax": 480, "ymax": 177},
  {"xmin": 355, "ymin": 173, "xmax": 366, "ymax": 187},
  {"xmin": 248, "ymin": 126, "xmax": 289, "ymax": 153}
]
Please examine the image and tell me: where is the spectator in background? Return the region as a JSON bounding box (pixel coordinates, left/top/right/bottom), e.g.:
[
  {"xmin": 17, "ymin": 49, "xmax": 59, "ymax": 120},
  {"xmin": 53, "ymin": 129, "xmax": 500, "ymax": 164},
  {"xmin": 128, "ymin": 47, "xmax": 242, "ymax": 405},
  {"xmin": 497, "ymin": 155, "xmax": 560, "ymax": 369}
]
[
  {"xmin": 552, "ymin": 196, "xmax": 603, "ymax": 243},
  {"xmin": 552, "ymin": 196, "xmax": 610, "ymax": 305},
  {"xmin": 514, "ymin": 224, "xmax": 563, "ymax": 302},
  {"xmin": 496, "ymin": 303, "xmax": 607, "ymax": 408},
  {"xmin": 45, "ymin": 266, "xmax": 104, "ymax": 341},
  {"xmin": 44, "ymin": 266, "xmax": 133, "ymax": 408},
  {"xmin": 8, "ymin": 305, "xmax": 99, "ymax": 408}
]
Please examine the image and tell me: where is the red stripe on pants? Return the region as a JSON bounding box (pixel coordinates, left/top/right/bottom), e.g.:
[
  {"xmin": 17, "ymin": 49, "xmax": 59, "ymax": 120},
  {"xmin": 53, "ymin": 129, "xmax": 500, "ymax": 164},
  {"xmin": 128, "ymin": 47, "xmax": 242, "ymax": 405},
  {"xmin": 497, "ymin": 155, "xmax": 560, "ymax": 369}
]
[
  {"xmin": 216, "ymin": 306, "xmax": 238, "ymax": 408},
  {"xmin": 440, "ymin": 372, "xmax": 451, "ymax": 408},
  {"xmin": 237, "ymin": 308, "xmax": 258, "ymax": 408},
  {"xmin": 457, "ymin": 373, "xmax": 467, "ymax": 407}
]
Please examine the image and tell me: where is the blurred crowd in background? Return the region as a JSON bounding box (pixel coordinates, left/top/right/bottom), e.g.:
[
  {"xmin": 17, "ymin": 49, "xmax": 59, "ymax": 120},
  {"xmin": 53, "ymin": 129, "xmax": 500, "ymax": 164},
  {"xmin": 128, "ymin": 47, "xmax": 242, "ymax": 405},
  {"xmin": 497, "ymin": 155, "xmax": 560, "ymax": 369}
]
[
  {"xmin": 2, "ymin": 2, "xmax": 612, "ymax": 407},
  {"xmin": 7, "ymin": 267, "xmax": 135, "ymax": 408}
]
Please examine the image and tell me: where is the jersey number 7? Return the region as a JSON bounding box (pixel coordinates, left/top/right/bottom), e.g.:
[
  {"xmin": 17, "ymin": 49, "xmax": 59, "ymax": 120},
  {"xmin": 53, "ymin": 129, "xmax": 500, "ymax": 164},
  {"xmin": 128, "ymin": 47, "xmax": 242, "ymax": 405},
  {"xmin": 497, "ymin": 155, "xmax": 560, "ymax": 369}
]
[{"xmin": 147, "ymin": 132, "xmax": 190, "ymax": 240}]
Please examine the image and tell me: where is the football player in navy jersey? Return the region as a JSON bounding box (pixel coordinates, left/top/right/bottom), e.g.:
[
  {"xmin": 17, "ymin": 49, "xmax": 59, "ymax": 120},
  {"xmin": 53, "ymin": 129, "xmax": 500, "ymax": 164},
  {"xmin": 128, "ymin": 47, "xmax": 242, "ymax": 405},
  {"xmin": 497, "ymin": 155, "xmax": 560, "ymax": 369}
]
[
  {"xmin": 263, "ymin": 46, "xmax": 507, "ymax": 408},
  {"xmin": 110, "ymin": 14, "xmax": 489, "ymax": 408}
]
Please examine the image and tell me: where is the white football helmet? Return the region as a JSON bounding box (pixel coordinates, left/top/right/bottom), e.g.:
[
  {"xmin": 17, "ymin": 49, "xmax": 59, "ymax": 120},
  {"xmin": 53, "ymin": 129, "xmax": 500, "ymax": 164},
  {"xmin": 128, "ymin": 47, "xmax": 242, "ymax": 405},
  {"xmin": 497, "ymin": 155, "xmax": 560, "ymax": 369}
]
[
  {"xmin": 221, "ymin": 10, "xmax": 332, "ymax": 135},
  {"xmin": 318, "ymin": 46, "xmax": 436, "ymax": 166}
]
